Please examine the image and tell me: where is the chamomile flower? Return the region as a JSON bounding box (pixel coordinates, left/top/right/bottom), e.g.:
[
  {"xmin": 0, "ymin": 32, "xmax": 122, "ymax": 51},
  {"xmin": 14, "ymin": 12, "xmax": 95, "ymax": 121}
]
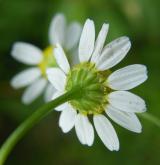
[
  {"xmin": 11, "ymin": 13, "xmax": 82, "ymax": 104},
  {"xmin": 47, "ymin": 19, "xmax": 148, "ymax": 151}
]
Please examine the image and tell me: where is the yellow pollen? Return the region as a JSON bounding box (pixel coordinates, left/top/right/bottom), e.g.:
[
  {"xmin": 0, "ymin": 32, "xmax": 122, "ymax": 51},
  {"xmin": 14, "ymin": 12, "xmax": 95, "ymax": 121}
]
[{"xmin": 38, "ymin": 46, "xmax": 57, "ymax": 77}]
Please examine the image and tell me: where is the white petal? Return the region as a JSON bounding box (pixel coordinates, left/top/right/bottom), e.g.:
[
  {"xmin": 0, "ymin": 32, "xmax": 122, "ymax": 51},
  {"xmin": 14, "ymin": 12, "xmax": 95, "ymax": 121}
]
[
  {"xmin": 54, "ymin": 44, "xmax": 70, "ymax": 74},
  {"xmin": 106, "ymin": 105, "xmax": 142, "ymax": 133},
  {"xmin": 51, "ymin": 91, "xmax": 69, "ymax": 111},
  {"xmin": 49, "ymin": 13, "xmax": 66, "ymax": 46},
  {"xmin": 65, "ymin": 22, "xmax": 82, "ymax": 50},
  {"xmin": 46, "ymin": 68, "xmax": 66, "ymax": 91},
  {"xmin": 79, "ymin": 19, "xmax": 95, "ymax": 62},
  {"xmin": 11, "ymin": 67, "xmax": 41, "ymax": 89},
  {"xmin": 75, "ymin": 114, "xmax": 94, "ymax": 146},
  {"xmin": 22, "ymin": 78, "xmax": 47, "ymax": 104},
  {"xmin": 108, "ymin": 91, "xmax": 146, "ymax": 113},
  {"xmin": 51, "ymin": 90, "xmax": 63, "ymax": 100},
  {"xmin": 11, "ymin": 42, "xmax": 43, "ymax": 65},
  {"xmin": 107, "ymin": 64, "xmax": 148, "ymax": 90},
  {"xmin": 59, "ymin": 105, "xmax": 77, "ymax": 133},
  {"xmin": 93, "ymin": 114, "xmax": 119, "ymax": 151},
  {"xmin": 44, "ymin": 83, "xmax": 56, "ymax": 102},
  {"xmin": 91, "ymin": 23, "xmax": 109, "ymax": 63},
  {"xmin": 55, "ymin": 103, "xmax": 69, "ymax": 111},
  {"xmin": 96, "ymin": 36, "xmax": 131, "ymax": 70}
]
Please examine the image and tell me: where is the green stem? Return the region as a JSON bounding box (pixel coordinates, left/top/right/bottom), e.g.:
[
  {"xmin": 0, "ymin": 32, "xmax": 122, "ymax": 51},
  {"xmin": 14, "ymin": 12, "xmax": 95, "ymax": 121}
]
[
  {"xmin": 139, "ymin": 112, "xmax": 160, "ymax": 128},
  {"xmin": 0, "ymin": 88, "xmax": 78, "ymax": 165}
]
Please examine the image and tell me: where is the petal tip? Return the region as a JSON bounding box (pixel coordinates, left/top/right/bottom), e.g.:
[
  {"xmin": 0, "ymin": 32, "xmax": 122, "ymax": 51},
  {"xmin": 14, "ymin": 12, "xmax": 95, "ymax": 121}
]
[{"xmin": 10, "ymin": 79, "xmax": 16, "ymax": 89}]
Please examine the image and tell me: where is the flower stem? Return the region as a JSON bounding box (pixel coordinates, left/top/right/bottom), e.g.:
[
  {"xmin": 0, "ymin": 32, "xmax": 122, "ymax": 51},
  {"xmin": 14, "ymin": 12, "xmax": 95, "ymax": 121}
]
[
  {"xmin": 139, "ymin": 112, "xmax": 160, "ymax": 128},
  {"xmin": 0, "ymin": 88, "xmax": 78, "ymax": 165}
]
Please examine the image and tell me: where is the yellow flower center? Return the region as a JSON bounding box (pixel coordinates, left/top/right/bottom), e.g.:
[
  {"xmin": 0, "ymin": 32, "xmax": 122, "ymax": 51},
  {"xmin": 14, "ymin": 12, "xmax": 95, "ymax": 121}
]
[{"xmin": 38, "ymin": 46, "xmax": 57, "ymax": 77}]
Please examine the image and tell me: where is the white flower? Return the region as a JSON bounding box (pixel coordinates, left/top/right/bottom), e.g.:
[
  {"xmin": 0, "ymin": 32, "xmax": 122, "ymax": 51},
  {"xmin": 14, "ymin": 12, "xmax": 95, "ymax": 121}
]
[
  {"xmin": 11, "ymin": 13, "xmax": 82, "ymax": 104},
  {"xmin": 47, "ymin": 19, "xmax": 148, "ymax": 151}
]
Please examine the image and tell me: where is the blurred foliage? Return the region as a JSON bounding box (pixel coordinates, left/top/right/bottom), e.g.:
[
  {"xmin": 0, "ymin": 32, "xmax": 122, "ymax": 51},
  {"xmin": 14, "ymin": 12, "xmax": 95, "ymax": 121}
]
[{"xmin": 0, "ymin": 0, "xmax": 160, "ymax": 165}]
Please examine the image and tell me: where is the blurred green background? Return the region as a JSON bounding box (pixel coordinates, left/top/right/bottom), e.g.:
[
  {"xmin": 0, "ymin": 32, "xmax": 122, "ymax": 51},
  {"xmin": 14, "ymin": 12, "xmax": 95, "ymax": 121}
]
[{"xmin": 0, "ymin": 0, "xmax": 160, "ymax": 164}]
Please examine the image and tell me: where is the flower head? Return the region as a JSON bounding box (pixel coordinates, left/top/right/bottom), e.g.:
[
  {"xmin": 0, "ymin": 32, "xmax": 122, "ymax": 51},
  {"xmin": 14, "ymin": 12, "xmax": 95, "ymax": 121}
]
[
  {"xmin": 11, "ymin": 13, "xmax": 82, "ymax": 104},
  {"xmin": 47, "ymin": 19, "xmax": 148, "ymax": 151}
]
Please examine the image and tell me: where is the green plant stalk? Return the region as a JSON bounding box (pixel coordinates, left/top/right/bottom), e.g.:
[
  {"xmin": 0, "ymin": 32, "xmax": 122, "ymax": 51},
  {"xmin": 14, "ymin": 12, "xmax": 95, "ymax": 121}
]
[
  {"xmin": 0, "ymin": 88, "xmax": 79, "ymax": 165},
  {"xmin": 139, "ymin": 112, "xmax": 160, "ymax": 128}
]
